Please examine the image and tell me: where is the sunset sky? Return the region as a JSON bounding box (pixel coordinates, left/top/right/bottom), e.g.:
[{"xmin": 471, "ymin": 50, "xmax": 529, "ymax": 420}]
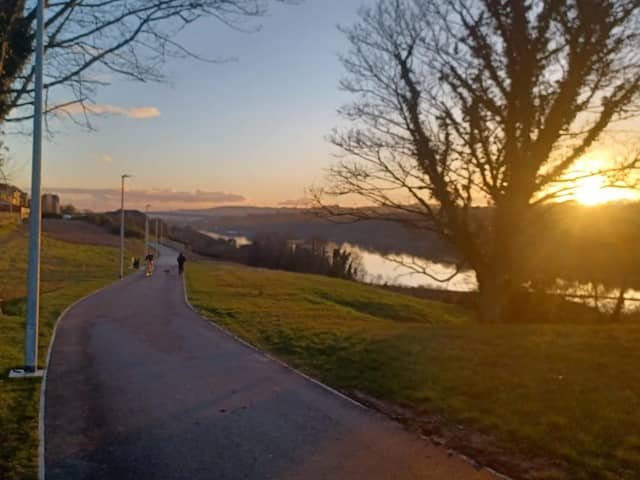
[
  {"xmin": 4, "ymin": 0, "xmax": 638, "ymax": 212},
  {"xmin": 5, "ymin": 0, "xmax": 370, "ymax": 211}
]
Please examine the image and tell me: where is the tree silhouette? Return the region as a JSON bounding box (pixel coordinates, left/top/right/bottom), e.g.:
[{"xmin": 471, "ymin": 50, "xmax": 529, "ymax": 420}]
[{"xmin": 318, "ymin": 0, "xmax": 640, "ymax": 322}]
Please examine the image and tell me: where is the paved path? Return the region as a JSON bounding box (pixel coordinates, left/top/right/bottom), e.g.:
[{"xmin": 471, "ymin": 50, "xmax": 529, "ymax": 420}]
[{"xmin": 45, "ymin": 245, "xmax": 496, "ymax": 480}]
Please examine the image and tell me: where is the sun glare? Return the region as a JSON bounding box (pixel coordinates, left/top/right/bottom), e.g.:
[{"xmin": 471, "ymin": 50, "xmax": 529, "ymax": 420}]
[
  {"xmin": 572, "ymin": 175, "xmax": 628, "ymax": 205},
  {"xmin": 563, "ymin": 155, "xmax": 639, "ymax": 205}
]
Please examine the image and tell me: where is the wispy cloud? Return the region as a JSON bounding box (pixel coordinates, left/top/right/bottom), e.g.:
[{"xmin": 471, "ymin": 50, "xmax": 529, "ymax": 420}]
[
  {"xmin": 59, "ymin": 103, "xmax": 161, "ymax": 119},
  {"xmin": 49, "ymin": 187, "xmax": 245, "ymax": 211},
  {"xmin": 126, "ymin": 107, "xmax": 161, "ymax": 119},
  {"xmin": 100, "ymin": 154, "xmax": 113, "ymax": 164}
]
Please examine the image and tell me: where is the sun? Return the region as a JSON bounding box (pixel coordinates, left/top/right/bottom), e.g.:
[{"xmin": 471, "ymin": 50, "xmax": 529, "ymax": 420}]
[
  {"xmin": 564, "ymin": 156, "xmax": 639, "ymax": 205},
  {"xmin": 571, "ymin": 175, "xmax": 630, "ymax": 205}
]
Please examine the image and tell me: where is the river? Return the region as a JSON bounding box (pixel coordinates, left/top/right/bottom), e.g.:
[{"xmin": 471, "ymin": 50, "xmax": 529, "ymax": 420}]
[
  {"xmin": 201, "ymin": 230, "xmax": 477, "ymax": 291},
  {"xmin": 200, "ymin": 230, "xmax": 252, "ymax": 247},
  {"xmin": 200, "ymin": 229, "xmax": 640, "ymax": 312},
  {"xmin": 337, "ymin": 243, "xmax": 477, "ymax": 291}
]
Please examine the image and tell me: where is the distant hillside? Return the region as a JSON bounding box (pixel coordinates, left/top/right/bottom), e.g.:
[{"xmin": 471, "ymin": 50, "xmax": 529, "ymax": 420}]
[
  {"xmin": 157, "ymin": 207, "xmax": 456, "ymax": 262},
  {"xmin": 155, "ymin": 202, "xmax": 640, "ymax": 284},
  {"xmin": 157, "ymin": 206, "xmax": 301, "ymax": 218},
  {"xmin": 78, "ymin": 210, "xmax": 169, "ymax": 240}
]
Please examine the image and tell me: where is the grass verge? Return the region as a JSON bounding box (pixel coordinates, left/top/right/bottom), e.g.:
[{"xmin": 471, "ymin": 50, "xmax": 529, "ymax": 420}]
[
  {"xmin": 187, "ymin": 261, "xmax": 640, "ymax": 480},
  {"xmin": 0, "ymin": 225, "xmax": 140, "ymax": 480}
]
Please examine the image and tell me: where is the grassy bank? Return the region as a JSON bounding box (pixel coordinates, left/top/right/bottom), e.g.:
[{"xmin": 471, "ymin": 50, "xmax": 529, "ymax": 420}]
[
  {"xmin": 187, "ymin": 261, "xmax": 640, "ymax": 480},
  {"xmin": 0, "ymin": 225, "xmax": 139, "ymax": 480}
]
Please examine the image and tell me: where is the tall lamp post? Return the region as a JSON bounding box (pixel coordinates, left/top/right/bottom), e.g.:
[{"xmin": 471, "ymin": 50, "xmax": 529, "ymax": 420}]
[
  {"xmin": 145, "ymin": 204, "xmax": 151, "ymax": 254},
  {"xmin": 120, "ymin": 174, "xmax": 132, "ymax": 279},
  {"xmin": 22, "ymin": 0, "xmax": 46, "ymax": 375}
]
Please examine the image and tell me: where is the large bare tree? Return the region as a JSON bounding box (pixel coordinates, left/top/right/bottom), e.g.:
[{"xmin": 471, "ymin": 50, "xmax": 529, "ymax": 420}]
[
  {"xmin": 0, "ymin": 0, "xmax": 289, "ymax": 127},
  {"xmin": 319, "ymin": 0, "xmax": 640, "ymax": 322}
]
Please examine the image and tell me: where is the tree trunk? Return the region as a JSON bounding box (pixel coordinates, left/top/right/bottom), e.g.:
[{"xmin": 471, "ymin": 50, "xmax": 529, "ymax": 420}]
[
  {"xmin": 611, "ymin": 286, "xmax": 627, "ymax": 322},
  {"xmin": 476, "ymin": 266, "xmax": 515, "ymax": 323},
  {"xmin": 592, "ymin": 281, "xmax": 601, "ymax": 317},
  {"xmin": 474, "ymin": 203, "xmax": 525, "ymax": 323}
]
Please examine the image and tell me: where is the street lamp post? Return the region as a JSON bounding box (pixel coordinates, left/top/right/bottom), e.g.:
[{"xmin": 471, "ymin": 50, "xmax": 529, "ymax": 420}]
[
  {"xmin": 23, "ymin": 0, "xmax": 46, "ymax": 374},
  {"xmin": 145, "ymin": 204, "xmax": 151, "ymax": 254},
  {"xmin": 120, "ymin": 174, "xmax": 132, "ymax": 279}
]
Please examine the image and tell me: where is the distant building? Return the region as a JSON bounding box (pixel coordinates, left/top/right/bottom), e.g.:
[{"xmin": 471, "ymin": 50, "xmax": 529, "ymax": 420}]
[
  {"xmin": 0, "ymin": 184, "xmax": 28, "ymax": 209},
  {"xmin": 0, "ymin": 184, "xmax": 30, "ymax": 220},
  {"xmin": 42, "ymin": 193, "xmax": 61, "ymax": 216}
]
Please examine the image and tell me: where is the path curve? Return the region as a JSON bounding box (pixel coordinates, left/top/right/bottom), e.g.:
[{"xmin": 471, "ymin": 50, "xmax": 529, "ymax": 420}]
[{"xmin": 45, "ymin": 244, "xmax": 496, "ymax": 480}]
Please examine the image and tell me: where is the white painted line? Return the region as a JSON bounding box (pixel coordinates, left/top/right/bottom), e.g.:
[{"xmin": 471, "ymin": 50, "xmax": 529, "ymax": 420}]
[
  {"xmin": 180, "ymin": 273, "xmax": 368, "ymax": 410},
  {"xmin": 180, "ymin": 268, "xmax": 512, "ymax": 480},
  {"xmin": 485, "ymin": 467, "xmax": 514, "ymax": 480}
]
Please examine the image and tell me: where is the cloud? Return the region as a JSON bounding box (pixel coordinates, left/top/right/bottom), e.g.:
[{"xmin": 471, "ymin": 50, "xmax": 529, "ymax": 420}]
[
  {"xmin": 100, "ymin": 154, "xmax": 113, "ymax": 164},
  {"xmin": 278, "ymin": 197, "xmax": 313, "ymax": 207},
  {"xmin": 49, "ymin": 187, "xmax": 245, "ymax": 210},
  {"xmin": 59, "ymin": 103, "xmax": 161, "ymax": 119},
  {"xmin": 127, "ymin": 107, "xmax": 161, "ymax": 119}
]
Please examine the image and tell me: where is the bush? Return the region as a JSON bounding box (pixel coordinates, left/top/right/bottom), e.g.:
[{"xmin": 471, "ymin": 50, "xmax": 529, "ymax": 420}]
[{"xmin": 247, "ymin": 234, "xmax": 361, "ymax": 280}]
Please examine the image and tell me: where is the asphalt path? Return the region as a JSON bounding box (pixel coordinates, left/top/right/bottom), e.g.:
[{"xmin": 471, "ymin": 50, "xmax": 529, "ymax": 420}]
[{"xmin": 45, "ymin": 244, "xmax": 497, "ymax": 480}]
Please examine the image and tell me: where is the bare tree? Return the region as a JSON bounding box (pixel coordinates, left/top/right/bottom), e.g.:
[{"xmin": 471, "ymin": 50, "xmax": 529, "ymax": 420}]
[
  {"xmin": 0, "ymin": 0, "xmax": 291, "ymax": 127},
  {"xmin": 1, "ymin": 1, "xmax": 31, "ymax": 123},
  {"xmin": 317, "ymin": 0, "xmax": 640, "ymax": 322}
]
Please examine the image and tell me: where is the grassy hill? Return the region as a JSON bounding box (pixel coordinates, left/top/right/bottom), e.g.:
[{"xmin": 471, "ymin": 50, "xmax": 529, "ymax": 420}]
[
  {"xmin": 0, "ymin": 222, "xmax": 142, "ymax": 480},
  {"xmin": 187, "ymin": 261, "xmax": 640, "ymax": 480},
  {"xmin": 3, "ymin": 215, "xmax": 639, "ymax": 479}
]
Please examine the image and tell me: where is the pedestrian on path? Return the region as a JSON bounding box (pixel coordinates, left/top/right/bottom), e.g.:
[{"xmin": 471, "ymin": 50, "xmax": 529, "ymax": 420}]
[
  {"xmin": 177, "ymin": 252, "xmax": 186, "ymax": 275},
  {"xmin": 144, "ymin": 253, "xmax": 155, "ymax": 277}
]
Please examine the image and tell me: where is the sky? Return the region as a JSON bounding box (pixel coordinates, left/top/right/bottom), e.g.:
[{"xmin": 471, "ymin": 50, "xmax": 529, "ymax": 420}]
[{"xmin": 5, "ymin": 0, "xmax": 372, "ymax": 211}]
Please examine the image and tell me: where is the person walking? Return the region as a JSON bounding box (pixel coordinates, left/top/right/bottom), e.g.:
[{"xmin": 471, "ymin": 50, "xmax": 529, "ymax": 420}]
[
  {"xmin": 144, "ymin": 252, "xmax": 155, "ymax": 277},
  {"xmin": 177, "ymin": 252, "xmax": 186, "ymax": 275}
]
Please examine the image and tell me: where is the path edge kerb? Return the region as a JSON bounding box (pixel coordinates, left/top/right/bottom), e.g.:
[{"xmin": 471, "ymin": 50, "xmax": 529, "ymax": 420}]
[
  {"xmin": 179, "ymin": 273, "xmax": 367, "ymax": 410},
  {"xmin": 38, "ymin": 274, "xmax": 137, "ymax": 480},
  {"xmin": 180, "ymin": 271, "xmax": 512, "ymax": 480}
]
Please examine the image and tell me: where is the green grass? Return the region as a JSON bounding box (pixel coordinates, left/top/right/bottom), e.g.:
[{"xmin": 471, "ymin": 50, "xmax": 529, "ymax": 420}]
[
  {"xmin": 0, "ymin": 226, "xmax": 140, "ymax": 480},
  {"xmin": 0, "ymin": 213, "xmax": 20, "ymax": 234},
  {"xmin": 187, "ymin": 261, "xmax": 640, "ymax": 480}
]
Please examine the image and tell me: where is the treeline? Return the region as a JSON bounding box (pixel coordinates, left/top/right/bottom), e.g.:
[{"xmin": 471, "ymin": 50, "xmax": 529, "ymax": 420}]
[
  {"xmin": 64, "ymin": 211, "xmax": 362, "ymax": 281},
  {"xmin": 79, "ymin": 210, "xmax": 155, "ymax": 238},
  {"xmin": 521, "ymin": 203, "xmax": 640, "ymax": 289},
  {"xmin": 513, "ymin": 203, "xmax": 640, "ymax": 320},
  {"xmin": 246, "ymin": 235, "xmax": 362, "ymax": 280},
  {"xmin": 165, "ymin": 228, "xmax": 362, "ymax": 280},
  {"xmin": 165, "ymin": 225, "xmax": 244, "ymax": 261},
  {"xmin": 190, "ymin": 212, "xmax": 455, "ymax": 262}
]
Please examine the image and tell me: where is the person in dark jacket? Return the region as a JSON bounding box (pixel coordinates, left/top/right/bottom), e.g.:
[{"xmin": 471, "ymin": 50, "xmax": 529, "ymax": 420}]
[
  {"xmin": 144, "ymin": 253, "xmax": 155, "ymax": 276},
  {"xmin": 177, "ymin": 252, "xmax": 186, "ymax": 275}
]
